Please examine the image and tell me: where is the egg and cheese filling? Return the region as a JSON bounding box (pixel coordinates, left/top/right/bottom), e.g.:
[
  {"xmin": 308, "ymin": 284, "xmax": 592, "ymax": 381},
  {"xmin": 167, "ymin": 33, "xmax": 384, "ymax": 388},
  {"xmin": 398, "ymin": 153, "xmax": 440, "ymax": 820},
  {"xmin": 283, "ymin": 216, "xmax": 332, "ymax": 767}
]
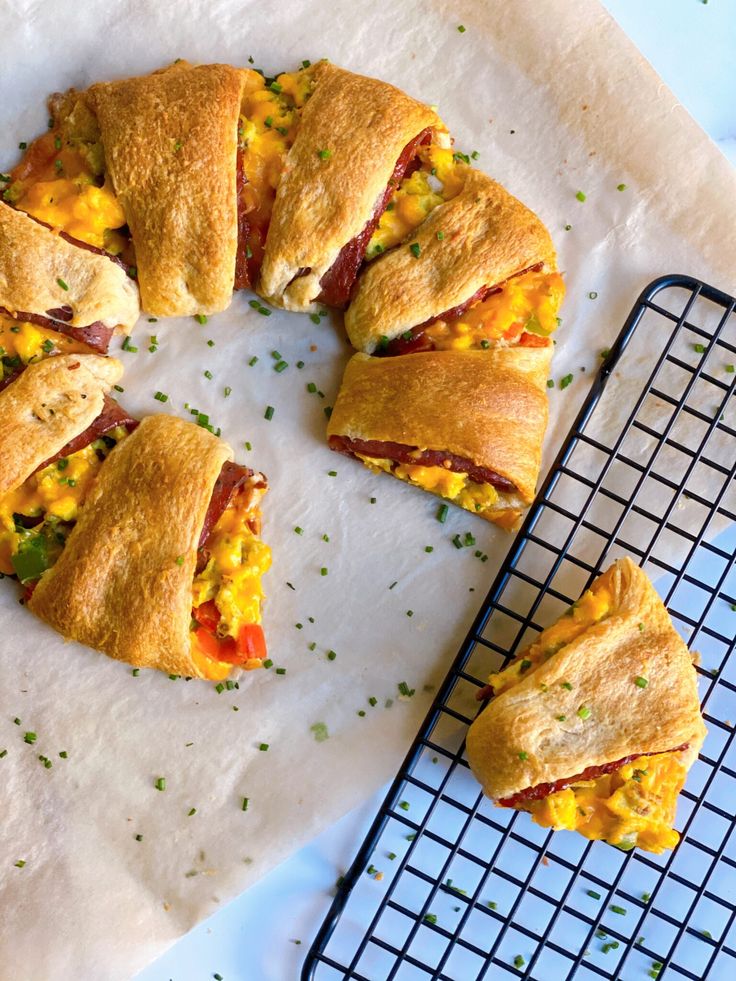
[
  {"xmin": 366, "ymin": 145, "xmax": 465, "ymax": 259},
  {"xmin": 0, "ymin": 426, "xmax": 129, "ymax": 582},
  {"xmin": 238, "ymin": 64, "xmax": 317, "ymax": 271},
  {"xmin": 190, "ymin": 489, "xmax": 271, "ymax": 678},
  {"xmin": 524, "ymin": 751, "xmax": 686, "ymax": 854},
  {"xmin": 0, "ymin": 314, "xmax": 93, "ymax": 380},
  {"xmin": 423, "ymin": 269, "xmax": 565, "ymax": 351},
  {"xmin": 489, "ymin": 582, "xmax": 613, "ymax": 696},
  {"xmin": 356, "ymin": 454, "xmax": 500, "ymax": 514},
  {"xmin": 4, "ymin": 128, "xmax": 127, "ymax": 254}
]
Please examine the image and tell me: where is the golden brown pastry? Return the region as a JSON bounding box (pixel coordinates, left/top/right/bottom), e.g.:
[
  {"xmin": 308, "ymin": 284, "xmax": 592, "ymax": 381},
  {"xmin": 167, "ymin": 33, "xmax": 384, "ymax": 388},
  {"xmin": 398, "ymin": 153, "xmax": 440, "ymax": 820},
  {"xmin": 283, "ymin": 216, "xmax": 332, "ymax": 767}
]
[
  {"xmin": 466, "ymin": 558, "xmax": 706, "ymax": 853},
  {"xmin": 0, "ymin": 355, "xmax": 132, "ymax": 584},
  {"xmin": 0, "ymin": 202, "xmax": 139, "ymax": 338},
  {"xmin": 258, "ymin": 62, "xmax": 446, "ymax": 312},
  {"xmin": 345, "ymin": 168, "xmax": 559, "ymax": 353},
  {"xmin": 29, "ymin": 415, "xmax": 271, "ymax": 680},
  {"xmin": 86, "ymin": 62, "xmax": 250, "ymax": 317},
  {"xmin": 0, "ymin": 354, "xmax": 123, "ymax": 498},
  {"xmin": 327, "ymin": 346, "xmax": 552, "ymax": 527}
]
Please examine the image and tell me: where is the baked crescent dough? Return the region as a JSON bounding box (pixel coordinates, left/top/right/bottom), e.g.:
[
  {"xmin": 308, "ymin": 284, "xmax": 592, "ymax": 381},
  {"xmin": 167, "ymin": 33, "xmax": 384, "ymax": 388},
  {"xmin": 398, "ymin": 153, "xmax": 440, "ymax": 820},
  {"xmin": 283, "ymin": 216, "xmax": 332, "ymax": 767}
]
[
  {"xmin": 87, "ymin": 62, "xmax": 251, "ymax": 317},
  {"xmin": 258, "ymin": 62, "xmax": 443, "ymax": 312},
  {"xmin": 466, "ymin": 558, "xmax": 707, "ymax": 802},
  {"xmin": 345, "ymin": 168, "xmax": 556, "ymax": 352},
  {"xmin": 29, "ymin": 415, "xmax": 232, "ymax": 677},
  {"xmin": 0, "ymin": 354, "xmax": 123, "ymax": 498},
  {"xmin": 0, "ymin": 203, "xmax": 139, "ymax": 332},
  {"xmin": 327, "ymin": 347, "xmax": 551, "ymax": 517}
]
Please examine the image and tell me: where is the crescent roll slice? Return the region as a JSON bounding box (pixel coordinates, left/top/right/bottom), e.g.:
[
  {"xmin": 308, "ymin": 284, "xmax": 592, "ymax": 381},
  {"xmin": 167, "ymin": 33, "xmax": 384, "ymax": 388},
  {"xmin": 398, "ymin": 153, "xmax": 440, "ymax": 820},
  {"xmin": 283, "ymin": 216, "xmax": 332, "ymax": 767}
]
[
  {"xmin": 327, "ymin": 346, "xmax": 552, "ymax": 527},
  {"xmin": 258, "ymin": 62, "xmax": 445, "ymax": 312},
  {"xmin": 86, "ymin": 62, "xmax": 250, "ymax": 316},
  {"xmin": 29, "ymin": 415, "xmax": 271, "ymax": 680},
  {"xmin": 0, "ymin": 354, "xmax": 132, "ymax": 583},
  {"xmin": 466, "ymin": 558, "xmax": 706, "ymax": 854},
  {"xmin": 0, "ymin": 203, "xmax": 139, "ymax": 356},
  {"xmin": 345, "ymin": 168, "xmax": 563, "ymax": 354}
]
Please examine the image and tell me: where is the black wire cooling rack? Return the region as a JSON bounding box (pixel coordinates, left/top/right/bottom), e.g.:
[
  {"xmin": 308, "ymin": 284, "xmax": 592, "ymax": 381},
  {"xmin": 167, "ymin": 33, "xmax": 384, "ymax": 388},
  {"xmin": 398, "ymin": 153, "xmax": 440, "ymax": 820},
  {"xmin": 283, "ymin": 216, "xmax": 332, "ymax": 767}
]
[{"xmin": 302, "ymin": 275, "xmax": 736, "ymax": 981}]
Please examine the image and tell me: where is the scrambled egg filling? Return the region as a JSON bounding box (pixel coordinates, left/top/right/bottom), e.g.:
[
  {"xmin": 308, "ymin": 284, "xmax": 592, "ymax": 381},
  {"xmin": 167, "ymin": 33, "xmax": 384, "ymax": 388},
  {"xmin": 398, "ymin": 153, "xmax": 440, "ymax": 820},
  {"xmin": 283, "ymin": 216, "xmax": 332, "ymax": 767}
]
[
  {"xmin": 0, "ymin": 427, "xmax": 128, "ymax": 580},
  {"xmin": 190, "ymin": 491, "xmax": 271, "ymax": 678},
  {"xmin": 356, "ymin": 454, "xmax": 500, "ymax": 514},
  {"xmin": 238, "ymin": 64, "xmax": 318, "ymax": 269},
  {"xmin": 489, "ymin": 583, "xmax": 612, "ymax": 696},
  {"xmin": 4, "ymin": 129, "xmax": 127, "ymax": 253},
  {"xmin": 525, "ymin": 752, "xmax": 685, "ymax": 854},
  {"xmin": 0, "ymin": 314, "xmax": 93, "ymax": 380},
  {"xmin": 366, "ymin": 145, "xmax": 465, "ymax": 258},
  {"xmin": 424, "ymin": 269, "xmax": 565, "ymax": 351}
]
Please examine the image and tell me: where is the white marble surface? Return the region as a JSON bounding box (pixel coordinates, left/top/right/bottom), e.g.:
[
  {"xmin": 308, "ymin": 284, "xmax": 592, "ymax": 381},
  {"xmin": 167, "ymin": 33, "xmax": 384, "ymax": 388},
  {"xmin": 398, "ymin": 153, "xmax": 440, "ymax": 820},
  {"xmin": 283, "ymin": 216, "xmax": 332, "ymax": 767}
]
[{"xmin": 136, "ymin": 3, "xmax": 736, "ymax": 979}]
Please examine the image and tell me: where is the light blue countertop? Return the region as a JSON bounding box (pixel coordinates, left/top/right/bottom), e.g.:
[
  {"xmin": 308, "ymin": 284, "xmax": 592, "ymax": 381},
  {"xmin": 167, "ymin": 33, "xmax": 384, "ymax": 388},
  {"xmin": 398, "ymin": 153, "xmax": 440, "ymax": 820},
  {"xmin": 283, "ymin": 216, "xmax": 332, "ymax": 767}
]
[{"xmin": 137, "ymin": 3, "xmax": 736, "ymax": 979}]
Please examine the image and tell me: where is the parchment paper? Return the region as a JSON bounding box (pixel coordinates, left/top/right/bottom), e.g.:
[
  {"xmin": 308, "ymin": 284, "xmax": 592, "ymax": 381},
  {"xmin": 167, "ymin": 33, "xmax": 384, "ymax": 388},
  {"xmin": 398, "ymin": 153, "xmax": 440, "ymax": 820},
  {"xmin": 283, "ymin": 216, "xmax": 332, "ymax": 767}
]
[{"xmin": 1, "ymin": 2, "xmax": 735, "ymax": 978}]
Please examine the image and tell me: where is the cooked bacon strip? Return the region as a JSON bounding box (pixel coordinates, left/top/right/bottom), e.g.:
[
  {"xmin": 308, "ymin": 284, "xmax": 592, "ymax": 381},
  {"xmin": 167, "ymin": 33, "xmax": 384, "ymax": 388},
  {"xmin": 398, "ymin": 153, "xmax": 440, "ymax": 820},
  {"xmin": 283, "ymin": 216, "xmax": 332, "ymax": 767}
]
[
  {"xmin": 497, "ymin": 743, "xmax": 690, "ymax": 807},
  {"xmin": 197, "ymin": 461, "xmax": 256, "ymax": 549},
  {"xmin": 37, "ymin": 395, "xmax": 138, "ymax": 470},
  {"xmin": 234, "ymin": 147, "xmax": 251, "ymax": 290},
  {"xmin": 0, "ymin": 306, "xmax": 114, "ymax": 354},
  {"xmin": 317, "ymin": 127, "xmax": 433, "ymax": 308},
  {"xmin": 328, "ymin": 434, "xmax": 517, "ymax": 492}
]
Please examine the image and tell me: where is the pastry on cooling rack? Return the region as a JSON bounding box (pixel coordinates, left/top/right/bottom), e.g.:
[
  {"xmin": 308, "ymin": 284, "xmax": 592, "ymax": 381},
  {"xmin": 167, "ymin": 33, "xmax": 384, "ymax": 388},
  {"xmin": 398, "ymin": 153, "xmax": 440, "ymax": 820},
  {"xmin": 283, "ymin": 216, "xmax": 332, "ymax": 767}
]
[
  {"xmin": 466, "ymin": 557, "xmax": 706, "ymax": 854},
  {"xmin": 28, "ymin": 415, "xmax": 271, "ymax": 681},
  {"xmin": 0, "ymin": 202, "xmax": 139, "ymax": 368},
  {"xmin": 0, "ymin": 353, "xmax": 131, "ymax": 580},
  {"xmin": 327, "ymin": 347, "xmax": 551, "ymax": 528}
]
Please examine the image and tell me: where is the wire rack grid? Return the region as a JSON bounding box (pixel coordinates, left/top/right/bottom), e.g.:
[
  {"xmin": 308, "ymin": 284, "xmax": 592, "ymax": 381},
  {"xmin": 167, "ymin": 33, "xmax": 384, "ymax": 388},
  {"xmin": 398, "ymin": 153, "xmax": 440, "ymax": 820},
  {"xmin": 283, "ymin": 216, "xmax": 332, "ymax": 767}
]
[{"xmin": 302, "ymin": 275, "xmax": 736, "ymax": 981}]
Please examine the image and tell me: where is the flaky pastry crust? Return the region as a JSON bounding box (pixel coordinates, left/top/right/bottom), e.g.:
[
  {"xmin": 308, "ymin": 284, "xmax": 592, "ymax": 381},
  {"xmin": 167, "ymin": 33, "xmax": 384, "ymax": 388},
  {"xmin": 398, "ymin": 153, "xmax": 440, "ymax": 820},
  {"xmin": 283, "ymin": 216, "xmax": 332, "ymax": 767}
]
[
  {"xmin": 466, "ymin": 558, "xmax": 707, "ymax": 801},
  {"xmin": 87, "ymin": 62, "xmax": 252, "ymax": 317},
  {"xmin": 0, "ymin": 354, "xmax": 123, "ymax": 498},
  {"xmin": 0, "ymin": 203, "xmax": 139, "ymax": 331},
  {"xmin": 29, "ymin": 415, "xmax": 232, "ymax": 677},
  {"xmin": 327, "ymin": 346, "xmax": 552, "ymax": 508},
  {"xmin": 345, "ymin": 168, "xmax": 556, "ymax": 352},
  {"xmin": 258, "ymin": 62, "xmax": 443, "ymax": 311}
]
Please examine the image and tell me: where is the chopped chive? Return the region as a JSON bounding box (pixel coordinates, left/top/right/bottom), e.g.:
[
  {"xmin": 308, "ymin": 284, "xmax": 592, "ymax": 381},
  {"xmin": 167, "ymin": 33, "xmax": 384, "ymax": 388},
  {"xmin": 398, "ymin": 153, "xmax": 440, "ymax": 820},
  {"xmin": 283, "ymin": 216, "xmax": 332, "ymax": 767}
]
[
  {"xmin": 153, "ymin": 391, "xmax": 168, "ymax": 402},
  {"xmin": 23, "ymin": 732, "xmax": 37, "ymax": 744},
  {"xmin": 194, "ymin": 314, "xmax": 208, "ymax": 325},
  {"xmin": 634, "ymin": 676, "xmax": 649, "ymax": 688},
  {"xmin": 317, "ymin": 149, "xmax": 331, "ymax": 160},
  {"xmin": 326, "ymin": 650, "xmax": 336, "ymax": 661},
  {"xmin": 264, "ymin": 405, "xmax": 275, "ymax": 420},
  {"xmin": 437, "ymin": 504, "xmax": 449, "ymax": 523},
  {"xmin": 560, "ymin": 373, "xmax": 574, "ymax": 389},
  {"xmin": 188, "ymin": 807, "xmax": 197, "ymax": 816},
  {"xmin": 587, "ymin": 889, "xmax": 601, "ymax": 900},
  {"xmin": 610, "ymin": 904, "xmax": 627, "ymax": 915},
  {"xmin": 224, "ymin": 386, "xmax": 232, "ymax": 397},
  {"xmin": 320, "ymin": 567, "xmax": 328, "ymax": 576},
  {"xmin": 577, "ymin": 705, "xmax": 591, "ymax": 720},
  {"xmin": 248, "ymin": 356, "xmax": 258, "ymax": 366},
  {"xmin": 588, "ymin": 291, "xmax": 598, "ymax": 299},
  {"xmin": 258, "ymin": 743, "xmax": 269, "ymax": 752},
  {"xmin": 576, "ymin": 190, "xmax": 586, "ymax": 202},
  {"xmin": 309, "ymin": 313, "xmax": 320, "ymax": 324},
  {"xmin": 693, "ymin": 343, "xmax": 706, "ymax": 354},
  {"xmin": 155, "ymin": 777, "xmax": 166, "ymax": 791},
  {"xmin": 294, "ymin": 526, "xmax": 304, "ymax": 535},
  {"xmin": 424, "ymin": 546, "xmax": 434, "ymax": 553},
  {"xmin": 518, "ymin": 751, "xmax": 528, "ymax": 761},
  {"xmin": 274, "ymin": 360, "xmax": 288, "ymax": 372},
  {"xmin": 617, "ymin": 183, "xmax": 627, "ymax": 191},
  {"xmin": 56, "ymin": 277, "xmax": 69, "ymax": 291},
  {"xmin": 514, "ymin": 956, "xmax": 525, "ymax": 969},
  {"xmin": 241, "ymin": 797, "xmax": 249, "ymax": 811},
  {"xmin": 121, "ymin": 336, "xmax": 138, "ymax": 353},
  {"xmin": 409, "ymin": 242, "xmax": 421, "ymax": 259}
]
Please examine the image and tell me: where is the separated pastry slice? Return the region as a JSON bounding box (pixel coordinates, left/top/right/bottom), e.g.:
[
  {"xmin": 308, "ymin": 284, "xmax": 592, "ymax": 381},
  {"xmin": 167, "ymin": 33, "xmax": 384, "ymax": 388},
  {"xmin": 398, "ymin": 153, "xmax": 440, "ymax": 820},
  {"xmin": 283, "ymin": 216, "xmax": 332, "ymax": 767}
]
[
  {"xmin": 0, "ymin": 202, "xmax": 139, "ymax": 372},
  {"xmin": 29, "ymin": 415, "xmax": 271, "ymax": 680},
  {"xmin": 327, "ymin": 346, "xmax": 552, "ymax": 527},
  {"xmin": 345, "ymin": 167, "xmax": 563, "ymax": 354},
  {"xmin": 0, "ymin": 354, "xmax": 132, "ymax": 582},
  {"xmin": 258, "ymin": 62, "xmax": 446, "ymax": 311},
  {"xmin": 466, "ymin": 558, "xmax": 706, "ymax": 854}
]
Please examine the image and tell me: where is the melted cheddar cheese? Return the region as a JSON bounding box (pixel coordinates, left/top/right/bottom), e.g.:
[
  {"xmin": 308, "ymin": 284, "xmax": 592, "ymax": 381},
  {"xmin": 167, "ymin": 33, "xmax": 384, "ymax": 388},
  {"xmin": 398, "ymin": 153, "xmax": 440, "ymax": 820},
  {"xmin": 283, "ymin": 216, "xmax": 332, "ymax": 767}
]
[
  {"xmin": 357, "ymin": 454, "xmax": 500, "ymax": 514},
  {"xmin": 238, "ymin": 64, "xmax": 318, "ymax": 270},
  {"xmin": 0, "ymin": 314, "xmax": 93, "ymax": 380},
  {"xmin": 190, "ymin": 487, "xmax": 271, "ymax": 680},
  {"xmin": 525, "ymin": 752, "xmax": 685, "ymax": 853},
  {"xmin": 489, "ymin": 582, "xmax": 612, "ymax": 696},
  {"xmin": 367, "ymin": 146, "xmax": 465, "ymax": 258},
  {"xmin": 424, "ymin": 269, "xmax": 565, "ymax": 351},
  {"xmin": 5, "ymin": 128, "xmax": 127, "ymax": 254},
  {"xmin": 192, "ymin": 504, "xmax": 271, "ymax": 637},
  {"xmin": 0, "ymin": 427, "xmax": 128, "ymax": 579}
]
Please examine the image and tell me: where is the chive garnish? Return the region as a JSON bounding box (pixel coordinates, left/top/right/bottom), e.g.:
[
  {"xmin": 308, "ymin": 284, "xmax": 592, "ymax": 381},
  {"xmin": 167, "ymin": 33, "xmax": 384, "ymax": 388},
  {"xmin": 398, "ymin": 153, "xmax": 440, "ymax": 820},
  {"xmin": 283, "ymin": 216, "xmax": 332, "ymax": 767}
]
[
  {"xmin": 634, "ymin": 676, "xmax": 648, "ymax": 688},
  {"xmin": 317, "ymin": 148, "xmax": 331, "ymax": 160},
  {"xmin": 241, "ymin": 797, "xmax": 249, "ymax": 811},
  {"xmin": 154, "ymin": 391, "xmax": 168, "ymax": 402},
  {"xmin": 409, "ymin": 243, "xmax": 421, "ymax": 259},
  {"xmin": 258, "ymin": 743, "xmax": 269, "ymax": 752},
  {"xmin": 576, "ymin": 190, "xmax": 586, "ymax": 202},
  {"xmin": 155, "ymin": 777, "xmax": 166, "ymax": 791},
  {"xmin": 264, "ymin": 406, "xmax": 275, "ymax": 420},
  {"xmin": 610, "ymin": 904, "xmax": 627, "ymax": 915},
  {"xmin": 577, "ymin": 705, "xmax": 591, "ymax": 720}
]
